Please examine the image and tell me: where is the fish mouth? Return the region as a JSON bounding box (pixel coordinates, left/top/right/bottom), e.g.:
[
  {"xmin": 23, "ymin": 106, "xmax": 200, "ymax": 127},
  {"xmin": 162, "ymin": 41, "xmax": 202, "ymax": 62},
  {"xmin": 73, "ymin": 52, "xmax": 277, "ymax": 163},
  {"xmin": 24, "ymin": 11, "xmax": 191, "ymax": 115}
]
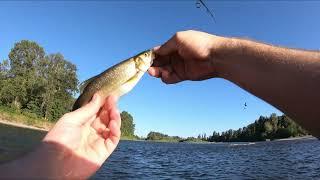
[
  {"xmin": 122, "ymin": 49, "xmax": 154, "ymax": 93},
  {"xmin": 135, "ymin": 50, "xmax": 155, "ymax": 72}
]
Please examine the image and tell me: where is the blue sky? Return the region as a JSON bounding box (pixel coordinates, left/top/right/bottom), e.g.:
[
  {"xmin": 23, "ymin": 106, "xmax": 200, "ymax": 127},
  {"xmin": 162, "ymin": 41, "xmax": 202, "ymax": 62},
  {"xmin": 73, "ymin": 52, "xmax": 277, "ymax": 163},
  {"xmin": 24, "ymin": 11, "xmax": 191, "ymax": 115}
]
[{"xmin": 1, "ymin": 1, "xmax": 319, "ymax": 137}]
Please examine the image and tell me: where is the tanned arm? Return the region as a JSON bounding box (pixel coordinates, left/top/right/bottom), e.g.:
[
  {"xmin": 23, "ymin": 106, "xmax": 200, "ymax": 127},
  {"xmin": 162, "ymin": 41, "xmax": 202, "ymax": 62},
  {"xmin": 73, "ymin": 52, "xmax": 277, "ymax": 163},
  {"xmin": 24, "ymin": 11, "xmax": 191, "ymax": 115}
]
[
  {"xmin": 215, "ymin": 38, "xmax": 320, "ymax": 137},
  {"xmin": 149, "ymin": 30, "xmax": 320, "ymax": 137}
]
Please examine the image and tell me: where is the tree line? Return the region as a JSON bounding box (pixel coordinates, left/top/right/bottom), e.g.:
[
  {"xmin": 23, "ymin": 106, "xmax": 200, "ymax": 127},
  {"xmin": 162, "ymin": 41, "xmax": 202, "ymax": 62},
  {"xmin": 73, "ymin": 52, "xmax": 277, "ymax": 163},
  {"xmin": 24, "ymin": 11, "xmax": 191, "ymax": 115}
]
[
  {"xmin": 0, "ymin": 40, "xmax": 136, "ymax": 138},
  {"xmin": 146, "ymin": 114, "xmax": 309, "ymax": 142},
  {"xmin": 206, "ymin": 113, "xmax": 308, "ymax": 142}
]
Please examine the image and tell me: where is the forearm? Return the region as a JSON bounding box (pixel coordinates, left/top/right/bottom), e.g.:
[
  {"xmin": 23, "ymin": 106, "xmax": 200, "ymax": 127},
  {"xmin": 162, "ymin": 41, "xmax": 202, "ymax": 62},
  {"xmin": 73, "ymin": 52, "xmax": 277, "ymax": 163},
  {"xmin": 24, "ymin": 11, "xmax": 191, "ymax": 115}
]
[
  {"xmin": 0, "ymin": 144, "xmax": 52, "ymax": 178},
  {"xmin": 0, "ymin": 143, "xmax": 73, "ymax": 179},
  {"xmin": 214, "ymin": 38, "xmax": 320, "ymax": 137}
]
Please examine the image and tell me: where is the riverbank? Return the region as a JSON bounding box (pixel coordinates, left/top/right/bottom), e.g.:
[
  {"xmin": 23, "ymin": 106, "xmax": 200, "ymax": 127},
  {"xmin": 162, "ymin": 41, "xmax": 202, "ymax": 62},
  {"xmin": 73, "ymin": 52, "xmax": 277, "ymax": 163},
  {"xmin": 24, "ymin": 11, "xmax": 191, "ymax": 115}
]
[
  {"xmin": 273, "ymin": 135, "xmax": 316, "ymax": 141},
  {"xmin": 0, "ymin": 106, "xmax": 53, "ymax": 130},
  {"xmin": 1, "ymin": 119, "xmax": 315, "ymax": 143},
  {"xmin": 0, "ymin": 119, "xmax": 48, "ymax": 132}
]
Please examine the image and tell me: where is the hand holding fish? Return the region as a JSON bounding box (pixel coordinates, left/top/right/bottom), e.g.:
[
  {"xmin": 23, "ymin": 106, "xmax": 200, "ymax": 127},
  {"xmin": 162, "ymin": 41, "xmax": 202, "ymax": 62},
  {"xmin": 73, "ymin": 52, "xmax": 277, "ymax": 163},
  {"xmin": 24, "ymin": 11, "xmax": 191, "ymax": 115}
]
[
  {"xmin": 0, "ymin": 93, "xmax": 121, "ymax": 179},
  {"xmin": 148, "ymin": 30, "xmax": 228, "ymax": 83}
]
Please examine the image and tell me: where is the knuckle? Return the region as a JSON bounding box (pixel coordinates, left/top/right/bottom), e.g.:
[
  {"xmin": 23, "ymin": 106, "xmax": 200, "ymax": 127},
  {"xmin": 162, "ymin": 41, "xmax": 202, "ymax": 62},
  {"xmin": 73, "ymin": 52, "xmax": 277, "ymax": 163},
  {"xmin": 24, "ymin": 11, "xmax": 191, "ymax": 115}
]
[
  {"xmin": 62, "ymin": 112, "xmax": 73, "ymax": 120},
  {"xmin": 174, "ymin": 31, "xmax": 184, "ymax": 41},
  {"xmin": 185, "ymin": 30, "xmax": 195, "ymax": 33}
]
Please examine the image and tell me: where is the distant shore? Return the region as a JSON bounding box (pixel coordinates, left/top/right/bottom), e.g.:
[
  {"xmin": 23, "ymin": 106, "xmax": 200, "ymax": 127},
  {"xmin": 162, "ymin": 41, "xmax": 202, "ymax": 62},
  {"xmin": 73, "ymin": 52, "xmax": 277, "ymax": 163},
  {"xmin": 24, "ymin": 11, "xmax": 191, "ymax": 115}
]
[{"xmin": 0, "ymin": 120, "xmax": 316, "ymax": 143}]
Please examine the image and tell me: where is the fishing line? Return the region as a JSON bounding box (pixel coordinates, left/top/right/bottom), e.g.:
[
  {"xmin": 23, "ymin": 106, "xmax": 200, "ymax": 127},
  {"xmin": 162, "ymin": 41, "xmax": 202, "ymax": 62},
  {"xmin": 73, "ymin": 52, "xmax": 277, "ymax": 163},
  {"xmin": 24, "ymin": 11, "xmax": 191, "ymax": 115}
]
[{"xmin": 196, "ymin": 0, "xmax": 216, "ymax": 23}]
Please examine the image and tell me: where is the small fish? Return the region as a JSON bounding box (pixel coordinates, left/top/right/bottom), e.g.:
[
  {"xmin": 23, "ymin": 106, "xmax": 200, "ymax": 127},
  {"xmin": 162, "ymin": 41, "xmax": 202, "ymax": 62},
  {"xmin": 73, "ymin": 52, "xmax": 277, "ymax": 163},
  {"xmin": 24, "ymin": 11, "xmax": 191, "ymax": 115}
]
[{"xmin": 73, "ymin": 49, "xmax": 154, "ymax": 110}]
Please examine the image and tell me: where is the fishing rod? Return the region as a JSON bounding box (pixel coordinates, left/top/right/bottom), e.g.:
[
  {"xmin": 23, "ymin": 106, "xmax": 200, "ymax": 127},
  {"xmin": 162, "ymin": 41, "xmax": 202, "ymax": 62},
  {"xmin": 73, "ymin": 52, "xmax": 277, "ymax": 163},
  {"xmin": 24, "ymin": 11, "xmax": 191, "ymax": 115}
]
[{"xmin": 196, "ymin": 0, "xmax": 216, "ymax": 23}]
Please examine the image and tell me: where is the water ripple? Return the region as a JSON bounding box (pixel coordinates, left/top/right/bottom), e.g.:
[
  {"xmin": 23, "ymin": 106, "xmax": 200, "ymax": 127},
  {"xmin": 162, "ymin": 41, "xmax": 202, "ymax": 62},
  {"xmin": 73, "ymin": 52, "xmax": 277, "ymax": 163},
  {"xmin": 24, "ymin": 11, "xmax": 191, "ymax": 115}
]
[{"xmin": 93, "ymin": 139, "xmax": 320, "ymax": 179}]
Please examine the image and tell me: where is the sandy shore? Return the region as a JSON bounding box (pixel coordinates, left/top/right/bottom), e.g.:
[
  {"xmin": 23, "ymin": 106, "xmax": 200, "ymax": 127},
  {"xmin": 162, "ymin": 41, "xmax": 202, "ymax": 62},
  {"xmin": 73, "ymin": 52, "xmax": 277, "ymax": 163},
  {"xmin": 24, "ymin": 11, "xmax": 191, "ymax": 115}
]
[
  {"xmin": 273, "ymin": 135, "xmax": 316, "ymax": 141},
  {"xmin": 0, "ymin": 119, "xmax": 48, "ymax": 132}
]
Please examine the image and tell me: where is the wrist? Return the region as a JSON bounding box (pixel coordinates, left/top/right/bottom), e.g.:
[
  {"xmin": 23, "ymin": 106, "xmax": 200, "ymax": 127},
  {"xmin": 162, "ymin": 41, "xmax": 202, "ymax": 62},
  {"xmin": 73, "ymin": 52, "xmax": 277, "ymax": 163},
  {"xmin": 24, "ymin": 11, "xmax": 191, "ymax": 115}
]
[{"xmin": 209, "ymin": 36, "xmax": 246, "ymax": 79}]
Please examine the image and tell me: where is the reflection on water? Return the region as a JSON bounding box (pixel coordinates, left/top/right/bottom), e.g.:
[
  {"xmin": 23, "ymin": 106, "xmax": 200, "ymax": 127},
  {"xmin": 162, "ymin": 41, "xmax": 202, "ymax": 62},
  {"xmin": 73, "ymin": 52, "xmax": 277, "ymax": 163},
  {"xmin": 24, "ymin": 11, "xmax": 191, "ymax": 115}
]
[{"xmin": 93, "ymin": 139, "xmax": 320, "ymax": 179}]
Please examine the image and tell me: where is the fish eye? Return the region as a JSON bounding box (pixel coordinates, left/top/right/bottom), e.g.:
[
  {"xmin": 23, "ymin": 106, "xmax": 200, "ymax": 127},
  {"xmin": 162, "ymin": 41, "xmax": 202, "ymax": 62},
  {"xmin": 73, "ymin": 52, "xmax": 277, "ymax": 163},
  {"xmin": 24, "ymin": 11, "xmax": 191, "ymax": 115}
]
[{"xmin": 144, "ymin": 53, "xmax": 147, "ymax": 56}]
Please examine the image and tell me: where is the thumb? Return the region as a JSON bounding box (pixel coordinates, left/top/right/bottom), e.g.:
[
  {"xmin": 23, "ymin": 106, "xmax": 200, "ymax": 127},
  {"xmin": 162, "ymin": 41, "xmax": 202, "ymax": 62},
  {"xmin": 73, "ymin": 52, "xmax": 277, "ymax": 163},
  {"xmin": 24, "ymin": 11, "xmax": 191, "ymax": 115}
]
[
  {"xmin": 72, "ymin": 93, "xmax": 104, "ymax": 125},
  {"xmin": 154, "ymin": 33, "xmax": 179, "ymax": 56}
]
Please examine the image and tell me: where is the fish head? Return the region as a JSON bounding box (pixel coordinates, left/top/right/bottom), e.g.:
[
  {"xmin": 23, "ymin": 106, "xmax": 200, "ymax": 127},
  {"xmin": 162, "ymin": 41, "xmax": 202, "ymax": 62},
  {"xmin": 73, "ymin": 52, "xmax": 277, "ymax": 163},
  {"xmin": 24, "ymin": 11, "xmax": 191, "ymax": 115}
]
[{"xmin": 133, "ymin": 49, "xmax": 155, "ymax": 72}]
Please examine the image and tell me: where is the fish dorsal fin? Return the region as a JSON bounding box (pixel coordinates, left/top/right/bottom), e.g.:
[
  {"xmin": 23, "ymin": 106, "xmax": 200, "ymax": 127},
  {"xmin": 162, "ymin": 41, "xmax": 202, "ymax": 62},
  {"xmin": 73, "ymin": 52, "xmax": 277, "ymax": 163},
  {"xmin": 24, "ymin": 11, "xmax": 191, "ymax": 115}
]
[{"xmin": 79, "ymin": 75, "xmax": 98, "ymax": 93}]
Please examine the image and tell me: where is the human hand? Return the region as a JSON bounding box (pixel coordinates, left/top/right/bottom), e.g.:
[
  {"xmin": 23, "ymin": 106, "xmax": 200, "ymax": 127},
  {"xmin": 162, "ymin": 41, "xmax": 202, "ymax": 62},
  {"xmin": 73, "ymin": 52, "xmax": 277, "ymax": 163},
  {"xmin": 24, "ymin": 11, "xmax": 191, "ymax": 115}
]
[
  {"xmin": 0, "ymin": 93, "xmax": 121, "ymax": 179},
  {"xmin": 148, "ymin": 30, "xmax": 229, "ymax": 84},
  {"xmin": 40, "ymin": 93, "xmax": 121, "ymax": 178}
]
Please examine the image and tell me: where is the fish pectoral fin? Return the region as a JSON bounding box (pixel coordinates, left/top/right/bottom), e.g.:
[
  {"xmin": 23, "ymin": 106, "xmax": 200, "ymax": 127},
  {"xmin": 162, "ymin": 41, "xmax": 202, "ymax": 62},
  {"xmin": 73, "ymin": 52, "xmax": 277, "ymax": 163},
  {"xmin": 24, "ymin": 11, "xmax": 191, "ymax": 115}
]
[
  {"xmin": 79, "ymin": 75, "xmax": 99, "ymax": 93},
  {"xmin": 114, "ymin": 71, "xmax": 144, "ymax": 97}
]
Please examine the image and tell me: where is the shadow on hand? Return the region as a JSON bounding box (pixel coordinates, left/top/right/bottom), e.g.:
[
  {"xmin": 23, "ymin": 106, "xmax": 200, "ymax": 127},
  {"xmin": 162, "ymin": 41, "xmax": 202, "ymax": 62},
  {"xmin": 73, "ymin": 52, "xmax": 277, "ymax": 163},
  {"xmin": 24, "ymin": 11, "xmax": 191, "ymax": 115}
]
[{"xmin": 27, "ymin": 141, "xmax": 102, "ymax": 179}]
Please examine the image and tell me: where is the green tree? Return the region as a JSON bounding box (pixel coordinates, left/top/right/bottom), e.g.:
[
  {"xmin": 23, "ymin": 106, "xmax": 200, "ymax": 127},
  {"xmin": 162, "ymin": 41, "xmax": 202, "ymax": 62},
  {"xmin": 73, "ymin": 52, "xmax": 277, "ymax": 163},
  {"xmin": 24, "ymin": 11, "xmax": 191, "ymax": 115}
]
[
  {"xmin": 207, "ymin": 114, "xmax": 308, "ymax": 142},
  {"xmin": 264, "ymin": 121, "xmax": 273, "ymax": 137},
  {"xmin": 269, "ymin": 113, "xmax": 279, "ymax": 134},
  {"xmin": 0, "ymin": 60, "xmax": 13, "ymax": 104},
  {"xmin": 146, "ymin": 131, "xmax": 182, "ymax": 141},
  {"xmin": 40, "ymin": 53, "xmax": 78, "ymax": 120},
  {"xmin": 147, "ymin": 131, "xmax": 167, "ymax": 140},
  {"xmin": 7, "ymin": 40, "xmax": 45, "ymax": 109},
  {"xmin": 0, "ymin": 59, "xmax": 9, "ymax": 79},
  {"xmin": 120, "ymin": 111, "xmax": 135, "ymax": 137},
  {"xmin": 0, "ymin": 40, "xmax": 78, "ymax": 121}
]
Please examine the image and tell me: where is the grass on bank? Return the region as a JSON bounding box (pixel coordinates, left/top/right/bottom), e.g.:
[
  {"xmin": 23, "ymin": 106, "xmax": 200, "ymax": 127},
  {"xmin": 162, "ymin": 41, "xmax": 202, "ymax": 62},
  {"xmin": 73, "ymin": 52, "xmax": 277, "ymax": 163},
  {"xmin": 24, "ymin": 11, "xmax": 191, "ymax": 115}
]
[{"xmin": 0, "ymin": 105, "xmax": 53, "ymax": 130}]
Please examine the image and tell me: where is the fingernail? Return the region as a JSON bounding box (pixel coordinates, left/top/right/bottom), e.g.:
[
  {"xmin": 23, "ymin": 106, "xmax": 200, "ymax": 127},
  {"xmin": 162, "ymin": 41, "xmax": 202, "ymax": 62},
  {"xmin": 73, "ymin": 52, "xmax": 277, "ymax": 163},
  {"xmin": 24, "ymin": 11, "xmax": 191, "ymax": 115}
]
[
  {"xmin": 153, "ymin": 46, "xmax": 161, "ymax": 52},
  {"xmin": 148, "ymin": 67, "xmax": 155, "ymax": 75}
]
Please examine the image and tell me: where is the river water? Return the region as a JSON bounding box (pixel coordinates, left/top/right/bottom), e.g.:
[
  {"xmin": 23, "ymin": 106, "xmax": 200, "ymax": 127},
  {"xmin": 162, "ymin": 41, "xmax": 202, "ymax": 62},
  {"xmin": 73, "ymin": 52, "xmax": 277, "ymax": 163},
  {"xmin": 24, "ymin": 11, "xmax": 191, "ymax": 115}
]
[{"xmin": 93, "ymin": 138, "xmax": 320, "ymax": 179}]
